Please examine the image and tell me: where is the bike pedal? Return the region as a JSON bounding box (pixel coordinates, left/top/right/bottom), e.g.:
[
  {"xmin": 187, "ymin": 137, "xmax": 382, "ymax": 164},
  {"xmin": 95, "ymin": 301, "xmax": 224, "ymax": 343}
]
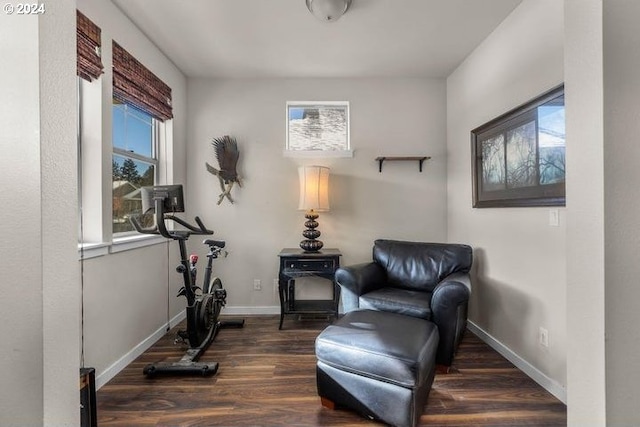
[
  {"xmin": 174, "ymin": 330, "xmax": 188, "ymax": 345},
  {"xmin": 214, "ymin": 289, "xmax": 227, "ymax": 306}
]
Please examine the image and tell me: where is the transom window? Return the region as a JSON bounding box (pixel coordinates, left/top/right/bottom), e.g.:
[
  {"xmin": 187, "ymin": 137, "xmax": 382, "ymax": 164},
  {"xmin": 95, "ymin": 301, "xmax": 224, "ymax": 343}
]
[
  {"xmin": 285, "ymin": 101, "xmax": 353, "ymax": 158},
  {"xmin": 112, "ymin": 100, "xmax": 157, "ymax": 234}
]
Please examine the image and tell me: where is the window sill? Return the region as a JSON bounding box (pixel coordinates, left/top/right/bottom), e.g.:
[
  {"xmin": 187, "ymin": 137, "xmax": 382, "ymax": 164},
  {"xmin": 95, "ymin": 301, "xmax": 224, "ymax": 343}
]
[
  {"xmin": 78, "ymin": 235, "xmax": 166, "ymax": 260},
  {"xmin": 111, "ymin": 234, "xmax": 166, "ymax": 254},
  {"xmin": 283, "ymin": 150, "xmax": 353, "ymax": 158},
  {"xmin": 78, "ymin": 242, "xmax": 110, "ymax": 260}
]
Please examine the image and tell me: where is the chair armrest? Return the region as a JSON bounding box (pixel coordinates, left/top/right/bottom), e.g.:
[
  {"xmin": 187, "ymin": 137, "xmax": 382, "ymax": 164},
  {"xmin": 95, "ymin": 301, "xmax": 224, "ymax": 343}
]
[
  {"xmin": 440, "ymin": 271, "xmax": 471, "ymax": 291},
  {"xmin": 431, "ymin": 277, "xmax": 470, "ymax": 317},
  {"xmin": 335, "ymin": 262, "xmax": 386, "ymax": 296},
  {"xmin": 431, "ymin": 274, "xmax": 471, "ymax": 365}
]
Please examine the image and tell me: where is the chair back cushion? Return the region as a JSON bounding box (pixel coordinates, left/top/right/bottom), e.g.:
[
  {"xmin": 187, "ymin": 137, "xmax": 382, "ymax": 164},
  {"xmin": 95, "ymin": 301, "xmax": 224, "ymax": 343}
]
[{"xmin": 373, "ymin": 239, "xmax": 472, "ymax": 292}]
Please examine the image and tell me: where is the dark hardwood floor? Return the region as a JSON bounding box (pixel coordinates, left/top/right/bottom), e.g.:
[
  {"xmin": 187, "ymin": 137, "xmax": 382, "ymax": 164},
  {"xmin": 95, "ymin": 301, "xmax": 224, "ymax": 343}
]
[{"xmin": 97, "ymin": 315, "xmax": 566, "ymax": 426}]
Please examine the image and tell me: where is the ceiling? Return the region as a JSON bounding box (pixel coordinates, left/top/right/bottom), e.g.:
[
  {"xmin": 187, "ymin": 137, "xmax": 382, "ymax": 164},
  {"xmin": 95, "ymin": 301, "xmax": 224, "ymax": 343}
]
[{"xmin": 112, "ymin": 0, "xmax": 522, "ymax": 79}]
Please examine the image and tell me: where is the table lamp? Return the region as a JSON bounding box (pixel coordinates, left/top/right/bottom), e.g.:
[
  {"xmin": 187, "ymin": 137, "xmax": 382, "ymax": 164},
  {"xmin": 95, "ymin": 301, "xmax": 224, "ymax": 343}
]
[{"xmin": 298, "ymin": 165, "xmax": 330, "ymax": 252}]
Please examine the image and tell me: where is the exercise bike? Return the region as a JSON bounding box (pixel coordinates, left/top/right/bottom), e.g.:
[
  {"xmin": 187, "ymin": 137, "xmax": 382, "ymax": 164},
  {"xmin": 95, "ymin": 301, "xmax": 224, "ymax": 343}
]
[{"xmin": 130, "ymin": 184, "xmax": 244, "ymax": 377}]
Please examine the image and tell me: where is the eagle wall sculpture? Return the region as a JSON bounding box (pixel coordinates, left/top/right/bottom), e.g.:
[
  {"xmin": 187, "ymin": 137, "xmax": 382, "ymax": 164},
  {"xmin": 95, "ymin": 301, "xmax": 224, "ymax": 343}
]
[{"xmin": 206, "ymin": 135, "xmax": 242, "ymax": 205}]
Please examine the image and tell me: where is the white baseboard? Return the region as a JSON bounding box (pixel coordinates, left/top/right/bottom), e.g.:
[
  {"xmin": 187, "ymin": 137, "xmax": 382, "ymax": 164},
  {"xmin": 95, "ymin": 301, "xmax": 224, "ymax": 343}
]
[
  {"xmin": 95, "ymin": 310, "xmax": 186, "ymax": 390},
  {"xmin": 467, "ymin": 321, "xmax": 567, "ymax": 404}
]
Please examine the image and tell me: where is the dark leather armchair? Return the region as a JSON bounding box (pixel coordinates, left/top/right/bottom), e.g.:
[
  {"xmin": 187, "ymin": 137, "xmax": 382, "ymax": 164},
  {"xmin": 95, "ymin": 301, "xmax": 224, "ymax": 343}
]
[{"xmin": 335, "ymin": 239, "xmax": 472, "ymax": 366}]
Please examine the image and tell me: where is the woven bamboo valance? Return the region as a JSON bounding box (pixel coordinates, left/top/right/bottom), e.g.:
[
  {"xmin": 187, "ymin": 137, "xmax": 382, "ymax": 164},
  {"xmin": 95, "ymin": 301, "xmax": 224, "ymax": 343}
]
[
  {"xmin": 112, "ymin": 41, "xmax": 173, "ymax": 122},
  {"xmin": 77, "ymin": 10, "xmax": 103, "ymax": 81}
]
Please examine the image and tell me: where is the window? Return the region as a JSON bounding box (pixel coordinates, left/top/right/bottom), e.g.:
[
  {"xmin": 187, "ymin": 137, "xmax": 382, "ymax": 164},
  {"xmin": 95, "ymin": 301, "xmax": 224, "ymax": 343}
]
[
  {"xmin": 75, "ymin": 18, "xmax": 174, "ymax": 253},
  {"xmin": 110, "ymin": 40, "xmax": 172, "ymax": 236},
  {"xmin": 285, "ymin": 101, "xmax": 352, "ymax": 157},
  {"xmin": 471, "ymin": 85, "xmax": 565, "ymax": 208},
  {"xmin": 112, "ymin": 100, "xmax": 157, "ymax": 234}
]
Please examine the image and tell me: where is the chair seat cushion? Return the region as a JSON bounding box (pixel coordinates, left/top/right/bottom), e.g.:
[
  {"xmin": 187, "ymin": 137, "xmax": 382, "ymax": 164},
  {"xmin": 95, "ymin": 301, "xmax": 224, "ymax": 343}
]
[
  {"xmin": 315, "ymin": 309, "xmax": 438, "ymax": 388},
  {"xmin": 360, "ymin": 288, "xmax": 432, "ymax": 320}
]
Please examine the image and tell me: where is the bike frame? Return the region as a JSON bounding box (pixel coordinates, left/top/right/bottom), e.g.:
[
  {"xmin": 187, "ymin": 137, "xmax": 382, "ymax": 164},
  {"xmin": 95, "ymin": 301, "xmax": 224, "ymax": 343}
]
[{"xmin": 130, "ymin": 188, "xmax": 242, "ymax": 376}]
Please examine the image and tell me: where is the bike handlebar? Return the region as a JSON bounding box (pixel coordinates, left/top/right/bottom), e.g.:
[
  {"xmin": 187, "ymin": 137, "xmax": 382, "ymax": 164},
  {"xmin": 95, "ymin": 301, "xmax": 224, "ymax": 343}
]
[{"xmin": 129, "ymin": 198, "xmax": 213, "ymax": 241}]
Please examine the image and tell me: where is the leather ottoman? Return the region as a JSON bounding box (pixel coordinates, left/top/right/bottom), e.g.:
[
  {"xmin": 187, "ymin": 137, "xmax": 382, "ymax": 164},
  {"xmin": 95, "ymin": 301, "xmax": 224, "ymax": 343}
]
[{"xmin": 315, "ymin": 309, "xmax": 439, "ymax": 427}]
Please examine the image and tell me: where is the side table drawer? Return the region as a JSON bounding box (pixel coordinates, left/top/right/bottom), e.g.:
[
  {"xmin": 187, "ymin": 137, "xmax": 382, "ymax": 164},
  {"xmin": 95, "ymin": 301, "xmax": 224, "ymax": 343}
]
[{"xmin": 283, "ymin": 258, "xmax": 336, "ymax": 274}]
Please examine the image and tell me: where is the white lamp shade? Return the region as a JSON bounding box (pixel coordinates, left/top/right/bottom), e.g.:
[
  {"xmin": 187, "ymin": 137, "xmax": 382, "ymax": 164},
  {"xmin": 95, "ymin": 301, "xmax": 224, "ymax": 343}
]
[{"xmin": 298, "ymin": 166, "xmax": 330, "ymax": 212}]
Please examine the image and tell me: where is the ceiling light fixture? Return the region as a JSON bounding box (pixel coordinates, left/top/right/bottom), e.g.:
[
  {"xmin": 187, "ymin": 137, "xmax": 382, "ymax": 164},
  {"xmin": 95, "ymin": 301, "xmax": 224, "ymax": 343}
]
[{"xmin": 306, "ymin": 0, "xmax": 352, "ymax": 22}]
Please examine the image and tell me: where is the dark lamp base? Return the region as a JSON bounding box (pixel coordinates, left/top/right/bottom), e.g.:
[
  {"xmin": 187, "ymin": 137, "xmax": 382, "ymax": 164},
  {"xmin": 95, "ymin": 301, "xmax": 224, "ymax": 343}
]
[
  {"xmin": 300, "ymin": 209, "xmax": 324, "ymax": 252},
  {"xmin": 300, "ymin": 239, "xmax": 324, "ymax": 252}
]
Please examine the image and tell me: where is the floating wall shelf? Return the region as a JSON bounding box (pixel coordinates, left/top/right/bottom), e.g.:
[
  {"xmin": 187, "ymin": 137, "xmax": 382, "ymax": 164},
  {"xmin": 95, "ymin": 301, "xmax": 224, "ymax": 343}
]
[{"xmin": 375, "ymin": 156, "xmax": 431, "ymax": 172}]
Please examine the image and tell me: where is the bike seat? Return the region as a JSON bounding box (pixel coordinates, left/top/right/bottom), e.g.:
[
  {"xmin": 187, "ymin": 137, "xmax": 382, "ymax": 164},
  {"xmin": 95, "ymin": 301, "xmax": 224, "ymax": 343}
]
[{"xmin": 203, "ymin": 239, "xmax": 226, "ymax": 249}]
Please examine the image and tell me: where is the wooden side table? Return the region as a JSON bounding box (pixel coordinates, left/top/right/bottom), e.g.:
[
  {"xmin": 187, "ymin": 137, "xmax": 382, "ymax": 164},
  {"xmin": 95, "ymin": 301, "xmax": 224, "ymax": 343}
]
[{"xmin": 277, "ymin": 248, "xmax": 342, "ymax": 329}]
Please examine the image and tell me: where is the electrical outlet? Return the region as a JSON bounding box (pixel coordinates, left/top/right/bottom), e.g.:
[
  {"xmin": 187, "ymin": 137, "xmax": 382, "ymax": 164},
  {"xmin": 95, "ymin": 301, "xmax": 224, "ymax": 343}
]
[
  {"xmin": 273, "ymin": 279, "xmax": 279, "ymax": 295},
  {"xmin": 253, "ymin": 279, "xmax": 262, "ymax": 291},
  {"xmin": 549, "ymin": 209, "xmax": 559, "ymax": 226},
  {"xmin": 539, "ymin": 327, "xmax": 549, "ymax": 347}
]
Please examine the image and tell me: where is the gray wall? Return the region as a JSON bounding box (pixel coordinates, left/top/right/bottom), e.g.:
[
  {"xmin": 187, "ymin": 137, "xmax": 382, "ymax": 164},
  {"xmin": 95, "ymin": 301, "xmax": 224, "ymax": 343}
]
[
  {"xmin": 186, "ymin": 77, "xmax": 449, "ymax": 309},
  {"xmin": 603, "ymin": 0, "xmax": 640, "ymax": 423},
  {"xmin": 446, "ymin": 0, "xmax": 566, "ymax": 397}
]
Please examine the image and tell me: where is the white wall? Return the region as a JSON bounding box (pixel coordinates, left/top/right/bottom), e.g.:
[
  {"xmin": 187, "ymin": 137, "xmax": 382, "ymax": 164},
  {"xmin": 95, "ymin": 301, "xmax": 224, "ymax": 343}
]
[
  {"xmin": 447, "ymin": 0, "xmax": 566, "ymax": 399},
  {"xmin": 40, "ymin": 3, "xmax": 82, "ymax": 424},
  {"xmin": 564, "ymin": 0, "xmax": 606, "ymax": 424},
  {"xmin": 564, "ymin": 2, "xmax": 640, "ymax": 424},
  {"xmin": 77, "ymin": 0, "xmax": 189, "ymax": 384},
  {"xmin": 0, "ymin": 12, "xmax": 45, "ymax": 426},
  {"xmin": 603, "ymin": 1, "xmax": 640, "ymax": 424},
  {"xmin": 0, "ymin": 2, "xmax": 79, "ymax": 425},
  {"xmin": 187, "ymin": 78, "xmax": 448, "ymax": 309}
]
